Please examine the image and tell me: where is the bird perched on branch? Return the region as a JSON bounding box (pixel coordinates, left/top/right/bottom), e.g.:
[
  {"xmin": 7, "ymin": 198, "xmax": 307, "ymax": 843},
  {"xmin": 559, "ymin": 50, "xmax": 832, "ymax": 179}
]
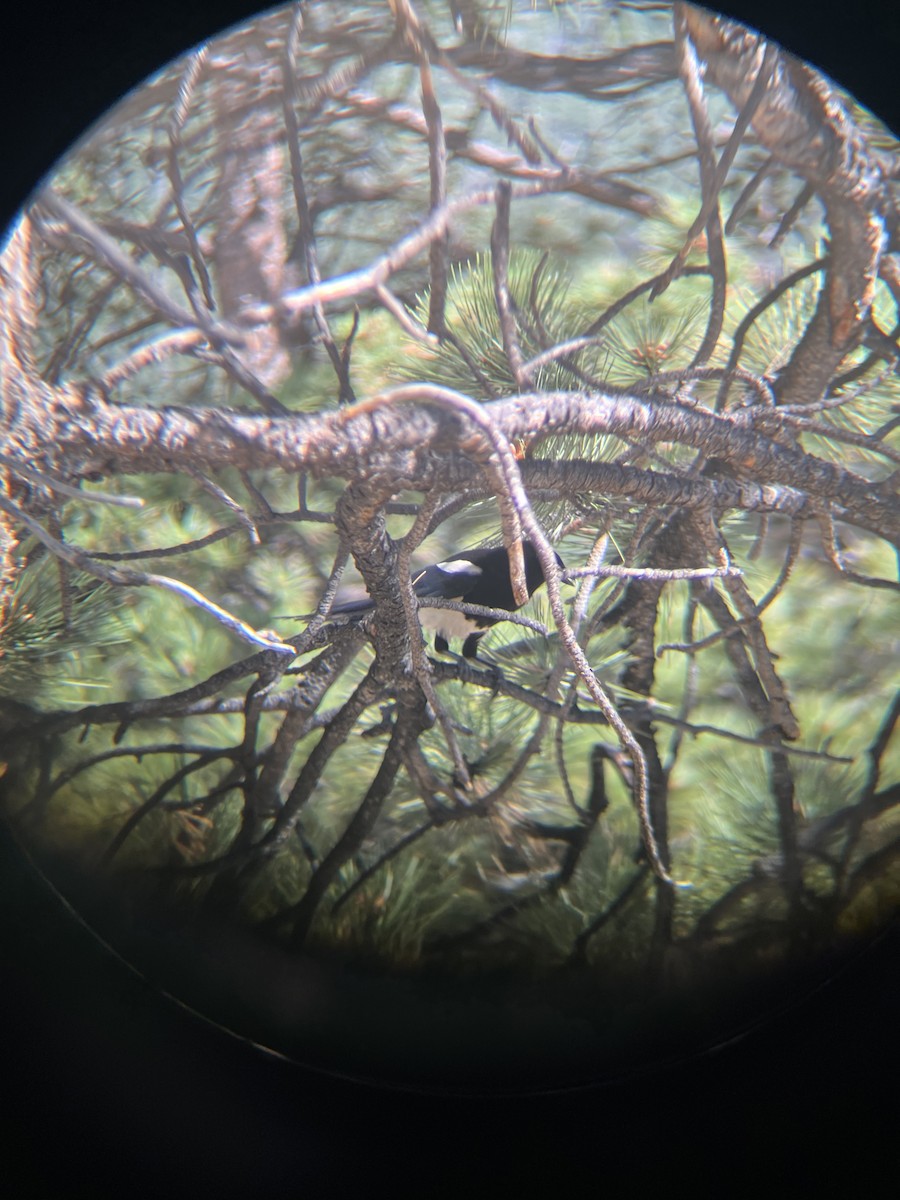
[{"xmin": 330, "ymin": 540, "xmax": 564, "ymax": 660}]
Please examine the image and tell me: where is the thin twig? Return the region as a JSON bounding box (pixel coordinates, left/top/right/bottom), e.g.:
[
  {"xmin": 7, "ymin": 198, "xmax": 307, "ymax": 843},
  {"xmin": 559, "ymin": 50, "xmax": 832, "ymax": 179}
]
[
  {"xmin": 0, "ymin": 493, "xmax": 295, "ymax": 654},
  {"xmin": 185, "ymin": 466, "xmax": 261, "ymax": 544},
  {"xmin": 0, "ymin": 451, "xmax": 145, "ymax": 509},
  {"xmin": 167, "ymin": 46, "xmax": 215, "ymax": 310}
]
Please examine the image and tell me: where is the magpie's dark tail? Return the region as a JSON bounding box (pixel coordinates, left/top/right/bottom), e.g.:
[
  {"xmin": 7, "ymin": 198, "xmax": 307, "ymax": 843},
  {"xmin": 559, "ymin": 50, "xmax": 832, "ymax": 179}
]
[{"xmin": 329, "ymin": 596, "xmax": 374, "ymax": 617}]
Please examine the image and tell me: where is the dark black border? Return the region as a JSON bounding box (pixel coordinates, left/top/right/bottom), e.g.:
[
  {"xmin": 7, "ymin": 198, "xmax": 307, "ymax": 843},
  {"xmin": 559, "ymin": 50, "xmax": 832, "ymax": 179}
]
[
  {"xmin": 1, "ymin": 1, "xmax": 899, "ymax": 230},
  {"xmin": 2, "ymin": 2, "xmax": 899, "ymax": 1191}
]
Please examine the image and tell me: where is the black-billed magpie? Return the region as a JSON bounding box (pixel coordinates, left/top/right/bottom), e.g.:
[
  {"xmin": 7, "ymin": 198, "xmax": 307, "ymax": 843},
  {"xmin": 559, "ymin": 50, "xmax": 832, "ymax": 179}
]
[{"xmin": 330, "ymin": 540, "xmax": 564, "ymax": 660}]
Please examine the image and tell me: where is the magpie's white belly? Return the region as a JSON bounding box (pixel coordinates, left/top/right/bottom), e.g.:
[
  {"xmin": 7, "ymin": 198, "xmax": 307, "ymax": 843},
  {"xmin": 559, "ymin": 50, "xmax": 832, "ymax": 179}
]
[{"xmin": 418, "ymin": 605, "xmax": 481, "ymax": 643}]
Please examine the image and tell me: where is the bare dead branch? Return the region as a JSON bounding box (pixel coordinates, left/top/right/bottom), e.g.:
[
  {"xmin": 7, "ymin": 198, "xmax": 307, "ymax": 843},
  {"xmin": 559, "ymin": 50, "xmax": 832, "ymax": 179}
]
[
  {"xmin": 681, "ymin": 4, "xmax": 888, "ymax": 405},
  {"xmin": 0, "ymin": 451, "xmax": 144, "ymax": 509},
  {"xmin": 36, "ymin": 190, "xmax": 241, "ymax": 345},
  {"xmin": 664, "ymin": 6, "xmax": 730, "ymax": 367},
  {"xmin": 167, "ymin": 46, "xmax": 215, "ymax": 311},
  {"xmin": 491, "ymin": 180, "xmax": 528, "ymax": 390},
  {"xmin": 282, "ymin": 4, "xmax": 356, "ymax": 403},
  {"xmin": 0, "ymin": 492, "xmax": 295, "ymax": 654},
  {"xmin": 185, "ymin": 466, "xmax": 261, "ymax": 543}
]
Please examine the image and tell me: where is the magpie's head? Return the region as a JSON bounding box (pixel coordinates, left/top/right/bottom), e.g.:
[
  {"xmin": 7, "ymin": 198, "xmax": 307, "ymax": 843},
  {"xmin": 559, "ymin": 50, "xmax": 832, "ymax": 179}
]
[{"xmin": 521, "ymin": 541, "xmax": 565, "ymax": 598}]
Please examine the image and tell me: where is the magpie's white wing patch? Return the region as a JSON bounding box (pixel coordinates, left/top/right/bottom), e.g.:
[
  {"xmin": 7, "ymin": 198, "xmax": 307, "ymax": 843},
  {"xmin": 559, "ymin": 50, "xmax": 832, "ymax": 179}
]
[{"xmin": 435, "ymin": 558, "xmax": 484, "ymax": 576}]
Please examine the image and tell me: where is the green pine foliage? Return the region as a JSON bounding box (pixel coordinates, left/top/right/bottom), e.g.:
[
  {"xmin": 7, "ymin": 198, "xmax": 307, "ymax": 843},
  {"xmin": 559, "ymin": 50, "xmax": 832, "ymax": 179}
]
[
  {"xmin": 0, "ymin": 556, "xmax": 126, "ymax": 702},
  {"xmin": 397, "ymin": 248, "xmax": 606, "ymax": 398}
]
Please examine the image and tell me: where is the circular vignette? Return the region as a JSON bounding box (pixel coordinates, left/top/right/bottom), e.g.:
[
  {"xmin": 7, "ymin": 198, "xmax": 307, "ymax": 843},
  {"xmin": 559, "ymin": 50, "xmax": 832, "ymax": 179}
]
[{"xmin": 1, "ymin": 0, "xmax": 899, "ymax": 1118}]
